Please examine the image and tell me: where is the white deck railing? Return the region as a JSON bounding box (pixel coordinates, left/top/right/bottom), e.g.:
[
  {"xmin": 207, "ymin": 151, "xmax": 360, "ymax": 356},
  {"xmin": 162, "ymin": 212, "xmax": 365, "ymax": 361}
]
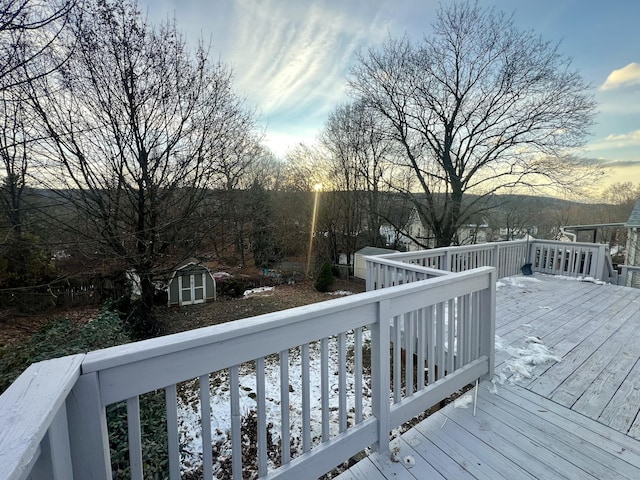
[
  {"xmin": 529, "ymin": 240, "xmax": 612, "ymax": 280},
  {"xmin": 1, "ymin": 267, "xmax": 496, "ymax": 480},
  {"xmin": 620, "ymin": 265, "xmax": 640, "ymax": 288},
  {"xmin": 366, "ymin": 239, "xmax": 614, "ymax": 289}
]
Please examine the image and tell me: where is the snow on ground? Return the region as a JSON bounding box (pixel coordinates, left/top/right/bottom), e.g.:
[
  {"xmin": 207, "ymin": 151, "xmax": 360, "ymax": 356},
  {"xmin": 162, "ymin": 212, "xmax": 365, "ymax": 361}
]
[
  {"xmin": 492, "ymin": 335, "xmax": 562, "ymax": 387},
  {"xmin": 496, "ymin": 275, "xmax": 543, "ymax": 289},
  {"xmin": 453, "ymin": 393, "xmax": 474, "ymax": 409},
  {"xmin": 242, "ymin": 286, "xmax": 275, "ymax": 297},
  {"xmin": 327, "ymin": 290, "xmax": 354, "ymax": 296},
  {"xmin": 243, "ymin": 287, "xmax": 354, "ymax": 300},
  {"xmin": 177, "ymin": 330, "xmax": 372, "ymax": 475},
  {"xmin": 490, "ymin": 335, "xmax": 561, "ymax": 393},
  {"xmin": 577, "ymin": 276, "xmax": 607, "ymax": 285},
  {"xmin": 539, "ymin": 274, "xmax": 607, "ymax": 285},
  {"xmin": 491, "ymin": 274, "xmax": 562, "ymax": 393}
]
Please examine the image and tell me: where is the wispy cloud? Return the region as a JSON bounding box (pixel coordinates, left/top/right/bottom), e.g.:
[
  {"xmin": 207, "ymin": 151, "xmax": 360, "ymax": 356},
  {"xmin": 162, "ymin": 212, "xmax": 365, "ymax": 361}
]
[
  {"xmin": 141, "ymin": 0, "xmax": 405, "ymax": 154},
  {"xmin": 227, "ymin": 0, "xmax": 390, "ymax": 120},
  {"xmin": 577, "ymin": 156, "xmax": 640, "ymax": 168},
  {"xmin": 600, "ymin": 63, "xmax": 640, "ymax": 90},
  {"xmin": 603, "ymin": 159, "xmax": 640, "ymax": 167},
  {"xmin": 587, "ymin": 129, "xmax": 640, "ymax": 152},
  {"xmin": 605, "ymin": 129, "xmax": 640, "ymax": 143}
]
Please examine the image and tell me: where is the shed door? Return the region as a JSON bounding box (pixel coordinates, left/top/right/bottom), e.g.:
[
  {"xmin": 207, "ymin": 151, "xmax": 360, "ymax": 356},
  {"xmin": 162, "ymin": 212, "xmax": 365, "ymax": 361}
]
[
  {"xmin": 178, "ymin": 273, "xmax": 206, "ymax": 305},
  {"xmin": 192, "ymin": 272, "xmax": 205, "ymax": 303}
]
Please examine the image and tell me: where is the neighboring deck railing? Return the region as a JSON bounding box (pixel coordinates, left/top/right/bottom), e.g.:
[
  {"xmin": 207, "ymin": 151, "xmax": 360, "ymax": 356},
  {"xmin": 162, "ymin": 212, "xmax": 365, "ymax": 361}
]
[
  {"xmin": 0, "ymin": 267, "xmax": 496, "ymax": 480},
  {"xmin": 620, "ymin": 265, "xmax": 640, "ymax": 288},
  {"xmin": 530, "ymin": 240, "xmax": 613, "ymax": 280},
  {"xmin": 366, "ymin": 239, "xmax": 615, "ymax": 290}
]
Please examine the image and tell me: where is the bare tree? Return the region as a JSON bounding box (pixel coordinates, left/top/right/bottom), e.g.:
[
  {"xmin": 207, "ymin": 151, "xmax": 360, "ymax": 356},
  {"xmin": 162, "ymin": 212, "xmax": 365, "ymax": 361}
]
[
  {"xmin": 0, "ymin": 0, "xmax": 75, "ymax": 239},
  {"xmin": 246, "ymin": 148, "xmax": 287, "ymax": 191},
  {"xmin": 205, "ymin": 103, "xmax": 264, "ymax": 266},
  {"xmin": 349, "ymin": 1, "xmax": 597, "ymax": 247},
  {"xmin": 0, "ymin": 88, "xmax": 29, "ymax": 237},
  {"xmin": 281, "ymin": 143, "xmax": 325, "ymax": 192},
  {"xmin": 27, "ymin": 0, "xmax": 258, "ymax": 335},
  {"xmin": 601, "ymin": 182, "xmax": 640, "ymax": 216},
  {"xmin": 320, "ymin": 100, "xmax": 394, "ymax": 259},
  {"xmin": 0, "ymin": 0, "xmax": 75, "ymax": 89}
]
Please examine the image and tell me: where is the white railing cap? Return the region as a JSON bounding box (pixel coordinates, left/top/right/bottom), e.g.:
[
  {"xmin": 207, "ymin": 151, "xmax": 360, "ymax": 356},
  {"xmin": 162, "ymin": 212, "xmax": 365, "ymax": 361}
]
[
  {"xmin": 0, "ymin": 354, "xmax": 84, "ymax": 480},
  {"xmin": 81, "ymin": 267, "xmax": 496, "ymax": 374}
]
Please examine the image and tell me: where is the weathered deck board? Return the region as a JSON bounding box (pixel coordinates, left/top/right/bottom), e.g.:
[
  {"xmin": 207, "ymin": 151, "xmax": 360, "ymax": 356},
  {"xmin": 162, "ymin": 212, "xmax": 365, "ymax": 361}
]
[
  {"xmin": 599, "ymin": 359, "xmax": 640, "ymax": 434},
  {"xmin": 342, "ymin": 382, "xmax": 640, "ymax": 479},
  {"xmin": 495, "ymin": 277, "xmax": 597, "ymax": 337},
  {"xmin": 525, "ymin": 292, "xmax": 640, "ymax": 399},
  {"xmin": 550, "ymin": 302, "xmax": 640, "ymax": 408},
  {"xmin": 342, "ymin": 275, "xmax": 640, "ymax": 479}
]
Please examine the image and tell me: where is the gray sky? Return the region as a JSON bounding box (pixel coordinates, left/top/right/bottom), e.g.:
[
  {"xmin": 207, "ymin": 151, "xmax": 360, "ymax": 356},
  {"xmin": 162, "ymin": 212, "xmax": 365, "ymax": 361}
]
[{"xmin": 140, "ymin": 0, "xmax": 640, "ymax": 187}]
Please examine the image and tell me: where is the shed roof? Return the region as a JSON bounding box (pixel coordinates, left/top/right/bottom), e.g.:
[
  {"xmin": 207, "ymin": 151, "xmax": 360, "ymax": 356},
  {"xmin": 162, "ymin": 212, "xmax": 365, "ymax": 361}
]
[
  {"xmin": 626, "ymin": 198, "xmax": 640, "ymax": 227},
  {"xmin": 175, "ymin": 261, "xmax": 208, "ymax": 271},
  {"xmin": 355, "ymin": 246, "xmax": 399, "ymax": 256}
]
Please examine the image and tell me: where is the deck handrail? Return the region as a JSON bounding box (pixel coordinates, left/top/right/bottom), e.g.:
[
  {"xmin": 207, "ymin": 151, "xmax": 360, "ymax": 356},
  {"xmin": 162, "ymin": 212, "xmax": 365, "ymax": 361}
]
[
  {"xmin": 0, "ymin": 267, "xmax": 496, "ymax": 480},
  {"xmin": 366, "ymin": 239, "xmax": 615, "ymax": 287}
]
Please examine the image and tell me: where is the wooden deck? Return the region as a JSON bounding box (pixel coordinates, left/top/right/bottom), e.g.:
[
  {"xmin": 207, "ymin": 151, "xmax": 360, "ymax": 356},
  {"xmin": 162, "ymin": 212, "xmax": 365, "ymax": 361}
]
[{"xmin": 338, "ymin": 275, "xmax": 640, "ymax": 479}]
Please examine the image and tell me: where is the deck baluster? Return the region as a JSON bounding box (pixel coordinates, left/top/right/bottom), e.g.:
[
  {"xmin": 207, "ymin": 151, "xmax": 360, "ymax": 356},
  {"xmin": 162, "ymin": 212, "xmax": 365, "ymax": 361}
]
[
  {"xmin": 165, "ymin": 385, "xmax": 180, "ymax": 480},
  {"xmin": 256, "ymin": 358, "xmax": 267, "ymax": 476},
  {"xmin": 321, "ymin": 337, "xmax": 330, "ymax": 442},
  {"xmin": 198, "ymin": 374, "xmax": 213, "ymax": 480},
  {"xmin": 229, "ymin": 366, "xmax": 241, "ymax": 479},
  {"xmin": 392, "ymin": 315, "xmax": 401, "ymax": 403},
  {"xmin": 279, "ymin": 349, "xmax": 291, "ymax": 464},
  {"xmin": 338, "ymin": 333, "xmax": 347, "ymax": 433},
  {"xmin": 354, "ymin": 328, "xmax": 363, "ymax": 424},
  {"xmin": 404, "ymin": 312, "xmax": 414, "ymax": 396},
  {"xmin": 126, "ymin": 397, "xmax": 143, "ymax": 480},
  {"xmin": 301, "ymin": 343, "xmax": 311, "ymax": 453}
]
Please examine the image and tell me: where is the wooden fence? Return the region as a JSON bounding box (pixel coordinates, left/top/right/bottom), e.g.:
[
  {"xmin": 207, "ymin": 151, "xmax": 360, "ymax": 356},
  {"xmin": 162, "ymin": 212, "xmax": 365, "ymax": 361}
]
[{"xmin": 0, "ymin": 280, "xmax": 128, "ymax": 312}]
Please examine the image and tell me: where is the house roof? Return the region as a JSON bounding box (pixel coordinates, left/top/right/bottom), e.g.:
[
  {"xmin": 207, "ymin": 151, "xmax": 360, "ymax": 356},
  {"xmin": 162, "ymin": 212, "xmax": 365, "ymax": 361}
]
[
  {"xmin": 355, "ymin": 246, "xmax": 399, "ymax": 256},
  {"xmin": 626, "ymin": 198, "xmax": 640, "ymax": 227}
]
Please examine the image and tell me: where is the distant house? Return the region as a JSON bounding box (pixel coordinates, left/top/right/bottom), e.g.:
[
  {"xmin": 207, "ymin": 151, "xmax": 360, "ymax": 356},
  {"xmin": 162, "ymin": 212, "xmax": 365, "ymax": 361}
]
[
  {"xmin": 380, "ymin": 208, "xmax": 434, "ymax": 251},
  {"xmin": 500, "ymin": 226, "xmax": 539, "ymax": 241},
  {"xmin": 379, "ymin": 225, "xmax": 411, "ymax": 251},
  {"xmin": 381, "ymin": 207, "xmax": 492, "ymax": 249},
  {"xmin": 167, "ymin": 262, "xmax": 216, "ymax": 306},
  {"xmin": 354, "ymin": 247, "xmax": 399, "ymax": 280},
  {"xmin": 457, "ymin": 222, "xmax": 491, "ymax": 245},
  {"xmin": 404, "ymin": 208, "xmax": 435, "ymax": 250}
]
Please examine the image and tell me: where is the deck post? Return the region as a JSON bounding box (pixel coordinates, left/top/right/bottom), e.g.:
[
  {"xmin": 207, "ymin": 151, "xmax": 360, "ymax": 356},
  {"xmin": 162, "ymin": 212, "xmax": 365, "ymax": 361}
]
[
  {"xmin": 371, "ymin": 299, "xmax": 391, "ymax": 453},
  {"xmin": 621, "ymin": 266, "xmax": 629, "ymax": 286},
  {"xmin": 479, "ymin": 268, "xmax": 496, "ymax": 381},
  {"xmin": 595, "ymin": 244, "xmax": 607, "ymax": 280},
  {"xmin": 365, "ymin": 258, "xmax": 373, "ymax": 291},
  {"xmin": 66, "ymin": 372, "xmax": 112, "ymax": 480}
]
